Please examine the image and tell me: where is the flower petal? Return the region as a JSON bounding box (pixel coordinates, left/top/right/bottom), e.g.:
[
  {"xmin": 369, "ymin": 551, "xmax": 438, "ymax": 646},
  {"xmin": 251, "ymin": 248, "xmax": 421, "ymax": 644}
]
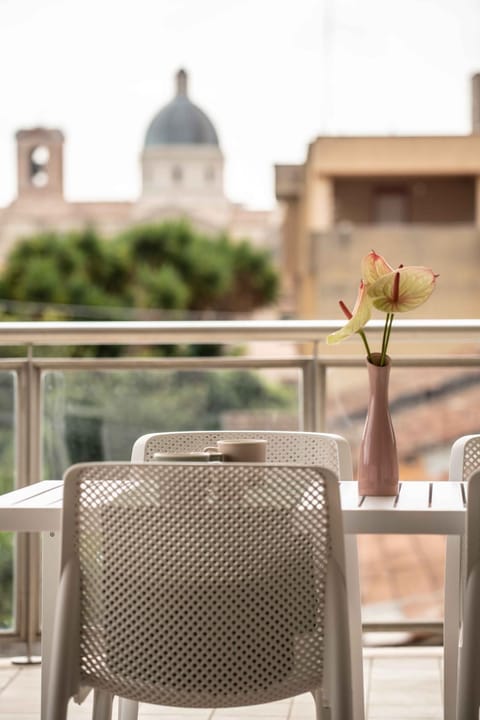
[
  {"xmin": 368, "ymin": 266, "xmax": 437, "ymax": 313},
  {"xmin": 361, "ymin": 250, "xmax": 394, "ymax": 285},
  {"xmin": 327, "ymin": 281, "xmax": 372, "ymax": 344}
]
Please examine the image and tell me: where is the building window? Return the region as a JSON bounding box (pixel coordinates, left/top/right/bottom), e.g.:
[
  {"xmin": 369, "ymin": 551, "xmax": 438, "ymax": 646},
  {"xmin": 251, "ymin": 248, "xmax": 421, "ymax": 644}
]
[
  {"xmin": 172, "ymin": 165, "xmax": 183, "ymax": 183},
  {"xmin": 373, "ymin": 188, "xmax": 409, "ymax": 224},
  {"xmin": 30, "ymin": 145, "xmax": 50, "ymax": 188}
]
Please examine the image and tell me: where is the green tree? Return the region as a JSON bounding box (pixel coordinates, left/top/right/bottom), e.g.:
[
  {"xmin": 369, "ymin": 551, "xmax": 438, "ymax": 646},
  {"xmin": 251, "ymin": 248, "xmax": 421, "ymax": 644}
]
[
  {"xmin": 0, "ymin": 228, "xmax": 128, "ymax": 316},
  {"xmin": 117, "ymin": 220, "xmax": 278, "ymax": 314},
  {"xmin": 0, "ymin": 221, "xmax": 278, "ymax": 320}
]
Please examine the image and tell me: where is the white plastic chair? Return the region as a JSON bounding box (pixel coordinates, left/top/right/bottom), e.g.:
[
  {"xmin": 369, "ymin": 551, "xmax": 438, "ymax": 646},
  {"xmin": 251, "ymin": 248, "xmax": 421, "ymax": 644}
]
[
  {"xmin": 445, "ymin": 435, "xmax": 480, "ymax": 719},
  {"xmin": 450, "ymin": 435, "xmax": 480, "ymax": 483},
  {"xmin": 455, "ymin": 466, "xmax": 480, "ymax": 719},
  {"xmin": 47, "ymin": 461, "xmax": 357, "ymax": 720},
  {"xmin": 129, "ymin": 430, "xmax": 364, "ymax": 720},
  {"xmin": 131, "ymin": 430, "xmax": 353, "ymax": 473}
]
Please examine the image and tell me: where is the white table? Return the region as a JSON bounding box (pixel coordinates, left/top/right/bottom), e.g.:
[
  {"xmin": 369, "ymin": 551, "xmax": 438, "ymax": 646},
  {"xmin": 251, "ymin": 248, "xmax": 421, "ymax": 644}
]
[{"xmin": 0, "ymin": 479, "xmax": 466, "ymax": 720}]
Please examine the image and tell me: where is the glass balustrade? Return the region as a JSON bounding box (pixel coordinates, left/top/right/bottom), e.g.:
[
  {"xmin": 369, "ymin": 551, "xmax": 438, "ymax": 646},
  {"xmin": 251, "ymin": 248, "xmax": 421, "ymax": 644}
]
[{"xmin": 0, "ymin": 318, "xmax": 478, "ymax": 648}]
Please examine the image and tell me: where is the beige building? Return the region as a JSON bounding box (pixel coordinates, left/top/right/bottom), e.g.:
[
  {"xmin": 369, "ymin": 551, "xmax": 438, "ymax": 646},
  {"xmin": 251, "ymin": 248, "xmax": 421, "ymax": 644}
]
[
  {"xmin": 0, "ymin": 69, "xmax": 278, "ymax": 265},
  {"xmin": 275, "ymin": 73, "xmax": 480, "ymax": 319}
]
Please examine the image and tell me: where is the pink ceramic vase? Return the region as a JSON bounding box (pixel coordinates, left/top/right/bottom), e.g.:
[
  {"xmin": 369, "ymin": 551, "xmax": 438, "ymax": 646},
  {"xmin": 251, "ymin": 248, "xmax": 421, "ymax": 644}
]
[{"xmin": 358, "ymin": 353, "xmax": 399, "ymax": 496}]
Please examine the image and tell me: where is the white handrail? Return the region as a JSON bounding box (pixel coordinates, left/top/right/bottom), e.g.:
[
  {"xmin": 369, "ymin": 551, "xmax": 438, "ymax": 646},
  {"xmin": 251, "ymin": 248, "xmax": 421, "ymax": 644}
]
[{"xmin": 0, "ymin": 317, "xmax": 478, "ymax": 346}]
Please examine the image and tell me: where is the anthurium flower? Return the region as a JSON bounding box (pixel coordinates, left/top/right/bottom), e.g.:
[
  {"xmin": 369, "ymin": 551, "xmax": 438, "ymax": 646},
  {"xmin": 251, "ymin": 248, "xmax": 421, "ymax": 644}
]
[
  {"xmin": 368, "ymin": 266, "xmax": 437, "ymax": 313},
  {"xmin": 361, "ymin": 250, "xmax": 394, "ymax": 285},
  {"xmin": 326, "ymin": 250, "xmax": 438, "ymax": 365},
  {"xmin": 327, "ymin": 280, "xmax": 372, "ymax": 345},
  {"xmin": 327, "ymin": 249, "xmax": 393, "ymax": 346}
]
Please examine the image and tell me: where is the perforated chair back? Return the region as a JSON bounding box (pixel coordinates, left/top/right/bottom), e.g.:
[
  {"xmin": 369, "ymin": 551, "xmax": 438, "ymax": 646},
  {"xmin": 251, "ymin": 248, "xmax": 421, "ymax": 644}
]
[
  {"xmin": 449, "ymin": 434, "xmax": 480, "ymax": 482},
  {"xmin": 456, "ymin": 468, "xmax": 480, "ymax": 719},
  {"xmin": 130, "ymin": 430, "xmax": 363, "ymax": 720},
  {"xmin": 446, "ymin": 435, "xmax": 480, "ymax": 720},
  {"xmin": 131, "ymin": 430, "xmax": 353, "ymax": 479},
  {"xmin": 47, "ymin": 462, "xmax": 353, "ymax": 720}
]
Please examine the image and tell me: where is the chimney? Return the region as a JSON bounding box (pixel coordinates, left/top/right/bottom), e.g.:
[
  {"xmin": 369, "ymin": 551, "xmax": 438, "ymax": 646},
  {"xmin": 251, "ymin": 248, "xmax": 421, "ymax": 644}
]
[{"xmin": 472, "ymin": 73, "xmax": 480, "ymax": 134}]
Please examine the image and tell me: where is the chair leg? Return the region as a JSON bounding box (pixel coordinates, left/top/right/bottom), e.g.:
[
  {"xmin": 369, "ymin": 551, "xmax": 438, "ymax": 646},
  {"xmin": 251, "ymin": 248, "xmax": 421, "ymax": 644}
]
[
  {"xmin": 118, "ymin": 698, "xmax": 139, "ymax": 720},
  {"xmin": 92, "ymin": 689, "xmax": 113, "ymax": 720},
  {"xmin": 444, "ymin": 535, "xmax": 462, "ymax": 720},
  {"xmin": 344, "ymin": 535, "xmax": 365, "ymax": 720},
  {"xmin": 456, "ymin": 564, "xmax": 480, "ymax": 720},
  {"xmin": 311, "ymin": 688, "xmax": 331, "ymax": 720}
]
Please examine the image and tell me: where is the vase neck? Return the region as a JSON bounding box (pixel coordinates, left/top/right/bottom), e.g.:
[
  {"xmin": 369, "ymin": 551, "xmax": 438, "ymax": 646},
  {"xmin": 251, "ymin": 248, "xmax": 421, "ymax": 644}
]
[{"xmin": 367, "ymin": 360, "xmax": 391, "ymax": 400}]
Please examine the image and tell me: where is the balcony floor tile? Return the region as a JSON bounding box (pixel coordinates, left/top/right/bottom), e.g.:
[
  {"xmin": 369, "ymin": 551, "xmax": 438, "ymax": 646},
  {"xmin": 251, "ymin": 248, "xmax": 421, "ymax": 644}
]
[{"xmin": 0, "ymin": 647, "xmax": 443, "ymax": 719}]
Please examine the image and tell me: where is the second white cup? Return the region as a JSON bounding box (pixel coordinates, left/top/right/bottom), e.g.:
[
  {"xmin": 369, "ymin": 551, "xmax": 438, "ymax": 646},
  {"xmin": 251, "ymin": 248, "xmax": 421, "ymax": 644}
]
[{"xmin": 204, "ymin": 439, "xmax": 267, "ymax": 462}]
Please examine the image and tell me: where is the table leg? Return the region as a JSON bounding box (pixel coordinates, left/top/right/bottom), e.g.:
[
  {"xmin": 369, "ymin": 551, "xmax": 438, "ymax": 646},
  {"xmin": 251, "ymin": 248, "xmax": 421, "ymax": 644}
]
[
  {"xmin": 444, "ymin": 535, "xmax": 462, "ymax": 720},
  {"xmin": 40, "ymin": 530, "xmax": 62, "ymax": 720},
  {"xmin": 345, "ymin": 535, "xmax": 365, "ymax": 720}
]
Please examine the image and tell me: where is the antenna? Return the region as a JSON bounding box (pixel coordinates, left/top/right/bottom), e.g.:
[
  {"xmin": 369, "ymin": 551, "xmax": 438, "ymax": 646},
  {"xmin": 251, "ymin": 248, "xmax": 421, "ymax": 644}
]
[{"xmin": 321, "ymin": 0, "xmax": 334, "ymax": 135}]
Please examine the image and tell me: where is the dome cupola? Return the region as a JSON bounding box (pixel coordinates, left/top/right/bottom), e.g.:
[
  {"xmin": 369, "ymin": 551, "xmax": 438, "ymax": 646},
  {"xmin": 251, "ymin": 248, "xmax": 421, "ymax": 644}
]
[
  {"xmin": 138, "ymin": 69, "xmax": 228, "ymax": 226},
  {"xmin": 144, "ymin": 69, "xmax": 219, "ymax": 147}
]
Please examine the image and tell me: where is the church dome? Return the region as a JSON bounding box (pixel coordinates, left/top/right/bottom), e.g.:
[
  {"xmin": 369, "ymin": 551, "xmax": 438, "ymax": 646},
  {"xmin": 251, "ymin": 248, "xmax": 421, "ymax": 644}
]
[{"xmin": 144, "ymin": 70, "xmax": 219, "ymax": 147}]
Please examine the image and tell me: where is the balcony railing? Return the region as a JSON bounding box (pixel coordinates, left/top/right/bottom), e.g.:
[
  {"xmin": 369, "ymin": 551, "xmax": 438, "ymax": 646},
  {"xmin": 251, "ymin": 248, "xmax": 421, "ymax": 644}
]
[{"xmin": 1, "ymin": 318, "xmax": 479, "ymax": 652}]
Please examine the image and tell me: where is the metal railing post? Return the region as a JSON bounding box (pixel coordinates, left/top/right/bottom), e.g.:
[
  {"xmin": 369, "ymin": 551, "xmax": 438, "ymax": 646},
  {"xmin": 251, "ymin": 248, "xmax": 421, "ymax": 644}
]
[
  {"xmin": 317, "ymin": 362, "xmax": 327, "ymax": 431},
  {"xmin": 12, "ymin": 346, "xmax": 41, "ymax": 663},
  {"xmin": 302, "ymin": 341, "xmax": 325, "ymax": 432},
  {"xmin": 302, "ymin": 353, "xmax": 317, "ymax": 431}
]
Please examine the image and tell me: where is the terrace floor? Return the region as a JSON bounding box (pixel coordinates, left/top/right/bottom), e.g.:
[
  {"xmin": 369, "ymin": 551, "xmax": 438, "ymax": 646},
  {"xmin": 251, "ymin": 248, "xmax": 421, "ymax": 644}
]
[{"xmin": 0, "ymin": 646, "xmax": 443, "ymax": 720}]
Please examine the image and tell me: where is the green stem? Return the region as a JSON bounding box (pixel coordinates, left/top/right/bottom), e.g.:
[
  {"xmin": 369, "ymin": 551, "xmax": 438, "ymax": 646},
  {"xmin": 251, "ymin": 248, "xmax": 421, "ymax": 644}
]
[
  {"xmin": 380, "ymin": 313, "xmax": 395, "ymax": 366},
  {"xmin": 386, "ymin": 313, "xmax": 395, "ymax": 355},
  {"xmin": 358, "ymin": 329, "xmax": 372, "ymax": 360}
]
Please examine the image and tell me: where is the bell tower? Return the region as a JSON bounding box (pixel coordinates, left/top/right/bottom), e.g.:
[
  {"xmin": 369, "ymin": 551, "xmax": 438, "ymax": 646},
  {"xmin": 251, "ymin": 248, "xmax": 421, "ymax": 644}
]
[{"xmin": 15, "ymin": 127, "xmax": 64, "ymax": 201}]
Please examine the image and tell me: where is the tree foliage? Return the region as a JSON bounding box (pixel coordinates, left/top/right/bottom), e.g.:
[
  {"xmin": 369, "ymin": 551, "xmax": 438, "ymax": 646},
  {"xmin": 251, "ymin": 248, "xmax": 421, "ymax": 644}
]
[{"xmin": 0, "ymin": 221, "xmax": 279, "ymax": 319}]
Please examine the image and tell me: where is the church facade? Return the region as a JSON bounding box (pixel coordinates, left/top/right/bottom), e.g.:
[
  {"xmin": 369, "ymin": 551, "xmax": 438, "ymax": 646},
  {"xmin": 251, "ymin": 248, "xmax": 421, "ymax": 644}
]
[{"xmin": 0, "ymin": 70, "xmax": 278, "ymax": 265}]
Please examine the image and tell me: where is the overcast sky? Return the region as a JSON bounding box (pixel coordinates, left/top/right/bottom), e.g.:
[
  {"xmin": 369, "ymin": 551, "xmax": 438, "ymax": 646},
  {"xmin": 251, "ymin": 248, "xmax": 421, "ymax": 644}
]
[{"xmin": 1, "ymin": 0, "xmax": 479, "ymax": 210}]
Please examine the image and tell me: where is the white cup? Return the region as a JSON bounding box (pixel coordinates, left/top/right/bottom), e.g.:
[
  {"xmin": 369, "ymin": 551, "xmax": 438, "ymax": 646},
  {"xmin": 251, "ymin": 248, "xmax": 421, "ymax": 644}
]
[{"xmin": 204, "ymin": 439, "xmax": 267, "ymax": 462}]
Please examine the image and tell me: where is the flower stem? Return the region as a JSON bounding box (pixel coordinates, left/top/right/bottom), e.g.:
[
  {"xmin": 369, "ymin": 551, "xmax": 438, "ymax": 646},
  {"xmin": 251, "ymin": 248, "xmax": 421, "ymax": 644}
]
[
  {"xmin": 380, "ymin": 313, "xmax": 395, "ymax": 365},
  {"xmin": 358, "ymin": 329, "xmax": 372, "ymax": 360}
]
